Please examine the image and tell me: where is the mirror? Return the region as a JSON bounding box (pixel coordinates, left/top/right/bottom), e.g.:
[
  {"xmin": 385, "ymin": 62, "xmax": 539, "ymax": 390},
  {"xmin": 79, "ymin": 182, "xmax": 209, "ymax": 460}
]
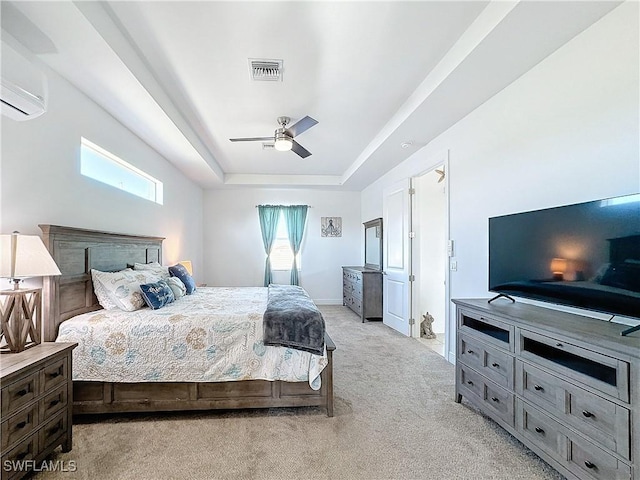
[{"xmin": 364, "ymin": 218, "xmax": 383, "ymax": 270}]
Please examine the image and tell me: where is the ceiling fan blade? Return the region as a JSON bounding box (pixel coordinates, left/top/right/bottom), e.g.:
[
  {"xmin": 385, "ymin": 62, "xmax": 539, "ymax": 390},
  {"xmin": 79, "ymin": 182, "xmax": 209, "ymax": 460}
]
[
  {"xmin": 286, "ymin": 116, "xmax": 318, "ymax": 138},
  {"xmin": 291, "ymin": 140, "xmax": 312, "ymax": 158},
  {"xmin": 229, "ymin": 137, "xmax": 273, "ymax": 142}
]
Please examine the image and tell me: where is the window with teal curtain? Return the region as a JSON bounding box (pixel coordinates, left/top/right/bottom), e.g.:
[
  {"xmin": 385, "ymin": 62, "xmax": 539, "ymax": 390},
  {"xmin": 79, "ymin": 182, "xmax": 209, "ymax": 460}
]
[
  {"xmin": 257, "ymin": 205, "xmax": 281, "ymax": 286},
  {"xmin": 284, "ymin": 205, "xmax": 308, "ymax": 285}
]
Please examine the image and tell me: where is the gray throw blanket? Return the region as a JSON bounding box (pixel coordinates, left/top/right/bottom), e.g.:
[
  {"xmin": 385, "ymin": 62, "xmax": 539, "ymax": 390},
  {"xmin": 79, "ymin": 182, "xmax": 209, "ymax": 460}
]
[{"xmin": 263, "ymin": 284, "xmax": 325, "ymax": 356}]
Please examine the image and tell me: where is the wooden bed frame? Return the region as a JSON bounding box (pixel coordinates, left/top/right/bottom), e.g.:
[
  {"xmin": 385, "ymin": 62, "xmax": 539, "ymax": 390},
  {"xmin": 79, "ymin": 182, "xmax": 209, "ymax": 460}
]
[{"xmin": 39, "ymin": 225, "xmax": 335, "ymax": 417}]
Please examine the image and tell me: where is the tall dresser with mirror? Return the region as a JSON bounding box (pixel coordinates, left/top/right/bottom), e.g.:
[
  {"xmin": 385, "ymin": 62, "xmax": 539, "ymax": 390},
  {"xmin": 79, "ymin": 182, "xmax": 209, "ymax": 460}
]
[{"xmin": 343, "ymin": 218, "xmax": 383, "ymax": 322}]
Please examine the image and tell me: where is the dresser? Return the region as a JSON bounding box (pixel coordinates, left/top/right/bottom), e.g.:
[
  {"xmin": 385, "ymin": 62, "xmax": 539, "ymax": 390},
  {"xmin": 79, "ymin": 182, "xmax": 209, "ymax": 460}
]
[
  {"xmin": 453, "ymin": 299, "xmax": 638, "ymax": 480},
  {"xmin": 1, "ymin": 342, "xmax": 77, "ymax": 480},
  {"xmin": 342, "ymin": 266, "xmax": 383, "ymax": 322}
]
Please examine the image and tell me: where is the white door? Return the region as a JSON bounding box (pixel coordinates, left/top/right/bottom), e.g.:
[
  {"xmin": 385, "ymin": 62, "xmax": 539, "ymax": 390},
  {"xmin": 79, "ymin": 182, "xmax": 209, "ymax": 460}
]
[{"xmin": 383, "ymin": 178, "xmax": 412, "ymax": 336}]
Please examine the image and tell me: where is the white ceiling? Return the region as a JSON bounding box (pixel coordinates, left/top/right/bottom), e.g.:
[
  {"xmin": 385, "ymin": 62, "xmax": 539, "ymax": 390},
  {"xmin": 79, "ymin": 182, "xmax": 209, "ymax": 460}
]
[{"xmin": 1, "ymin": 1, "xmax": 621, "ymax": 190}]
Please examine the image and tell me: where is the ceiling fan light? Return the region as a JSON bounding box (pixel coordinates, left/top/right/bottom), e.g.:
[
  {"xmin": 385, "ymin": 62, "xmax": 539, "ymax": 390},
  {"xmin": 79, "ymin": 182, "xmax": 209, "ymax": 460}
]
[{"xmin": 274, "ymin": 132, "xmax": 293, "ymax": 151}]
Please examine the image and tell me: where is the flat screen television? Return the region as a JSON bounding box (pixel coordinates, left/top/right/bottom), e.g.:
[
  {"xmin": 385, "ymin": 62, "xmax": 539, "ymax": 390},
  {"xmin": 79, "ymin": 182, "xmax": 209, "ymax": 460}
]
[{"xmin": 489, "ymin": 193, "xmax": 640, "ymax": 319}]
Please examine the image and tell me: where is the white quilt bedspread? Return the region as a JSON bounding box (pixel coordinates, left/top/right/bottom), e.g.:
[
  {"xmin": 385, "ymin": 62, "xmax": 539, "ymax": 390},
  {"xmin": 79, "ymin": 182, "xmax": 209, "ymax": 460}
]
[{"xmin": 56, "ymin": 287, "xmax": 328, "ymax": 390}]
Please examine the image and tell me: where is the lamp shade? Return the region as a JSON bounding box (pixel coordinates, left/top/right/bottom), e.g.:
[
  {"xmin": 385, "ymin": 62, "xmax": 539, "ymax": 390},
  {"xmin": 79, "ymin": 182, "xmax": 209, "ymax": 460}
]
[
  {"xmin": 0, "ymin": 233, "xmax": 61, "ymax": 280},
  {"xmin": 178, "ymin": 260, "xmax": 193, "ymax": 276},
  {"xmin": 550, "ymin": 257, "xmax": 567, "ymax": 275}
]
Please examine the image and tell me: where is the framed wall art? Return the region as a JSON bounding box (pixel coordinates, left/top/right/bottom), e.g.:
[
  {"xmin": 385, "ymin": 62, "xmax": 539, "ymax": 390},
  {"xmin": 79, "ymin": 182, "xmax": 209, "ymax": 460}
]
[{"xmin": 321, "ymin": 217, "xmax": 342, "ymax": 237}]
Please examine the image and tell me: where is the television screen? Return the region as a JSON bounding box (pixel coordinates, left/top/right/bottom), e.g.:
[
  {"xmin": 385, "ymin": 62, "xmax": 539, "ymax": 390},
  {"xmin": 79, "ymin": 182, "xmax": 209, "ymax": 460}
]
[{"xmin": 489, "ymin": 194, "xmax": 640, "ymax": 319}]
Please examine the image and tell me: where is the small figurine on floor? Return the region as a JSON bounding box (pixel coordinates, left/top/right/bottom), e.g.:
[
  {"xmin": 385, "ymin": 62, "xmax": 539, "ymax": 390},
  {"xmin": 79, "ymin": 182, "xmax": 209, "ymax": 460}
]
[{"xmin": 420, "ymin": 312, "xmax": 436, "ymax": 339}]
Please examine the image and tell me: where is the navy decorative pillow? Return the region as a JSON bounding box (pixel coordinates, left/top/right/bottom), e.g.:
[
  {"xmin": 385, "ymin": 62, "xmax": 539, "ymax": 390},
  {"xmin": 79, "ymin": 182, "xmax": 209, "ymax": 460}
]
[
  {"xmin": 140, "ymin": 280, "xmax": 175, "ymax": 310},
  {"xmin": 169, "ymin": 264, "xmax": 196, "ymax": 294}
]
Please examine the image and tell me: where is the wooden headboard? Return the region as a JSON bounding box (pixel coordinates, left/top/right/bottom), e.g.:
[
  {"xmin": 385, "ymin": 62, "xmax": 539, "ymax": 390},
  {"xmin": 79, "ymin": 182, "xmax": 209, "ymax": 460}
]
[{"xmin": 39, "ymin": 225, "xmax": 164, "ymax": 342}]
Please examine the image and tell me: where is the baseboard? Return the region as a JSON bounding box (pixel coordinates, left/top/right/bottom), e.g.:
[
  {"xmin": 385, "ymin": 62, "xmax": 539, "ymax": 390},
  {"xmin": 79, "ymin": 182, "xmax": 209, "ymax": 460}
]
[{"xmin": 314, "ymin": 299, "xmax": 343, "ymax": 305}]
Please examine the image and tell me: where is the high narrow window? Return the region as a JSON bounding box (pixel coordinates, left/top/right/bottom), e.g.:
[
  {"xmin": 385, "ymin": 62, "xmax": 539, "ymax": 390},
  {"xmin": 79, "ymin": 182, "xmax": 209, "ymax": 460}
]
[
  {"xmin": 270, "ymin": 211, "xmax": 301, "ymax": 271},
  {"xmin": 80, "ymin": 138, "xmax": 163, "ymax": 204}
]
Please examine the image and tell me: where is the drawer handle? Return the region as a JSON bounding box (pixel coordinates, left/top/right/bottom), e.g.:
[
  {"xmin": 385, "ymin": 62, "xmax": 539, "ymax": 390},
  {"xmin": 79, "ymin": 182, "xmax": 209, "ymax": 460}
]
[
  {"xmin": 491, "ymin": 397, "xmax": 500, "ymax": 403},
  {"xmin": 491, "ymin": 363, "xmax": 499, "ymax": 368},
  {"xmin": 48, "ymin": 425, "xmax": 62, "ymax": 436},
  {"xmin": 16, "ymin": 421, "xmax": 27, "ymax": 429},
  {"xmin": 533, "ymin": 384, "xmax": 543, "ymax": 391},
  {"xmin": 534, "ymin": 427, "xmax": 544, "ymax": 434},
  {"xmin": 555, "ymin": 343, "xmax": 563, "ymax": 347},
  {"xmin": 467, "ymin": 350, "xmax": 474, "ymax": 354},
  {"xmin": 584, "ymin": 461, "xmax": 596, "ymax": 469},
  {"xmin": 582, "ymin": 410, "xmax": 594, "ymax": 418},
  {"xmin": 16, "ymin": 388, "xmax": 28, "ymax": 397},
  {"xmin": 49, "ymin": 371, "xmax": 61, "ymax": 378},
  {"xmin": 49, "ymin": 399, "xmax": 61, "ymax": 407},
  {"xmin": 467, "ymin": 381, "xmax": 473, "ymax": 386}
]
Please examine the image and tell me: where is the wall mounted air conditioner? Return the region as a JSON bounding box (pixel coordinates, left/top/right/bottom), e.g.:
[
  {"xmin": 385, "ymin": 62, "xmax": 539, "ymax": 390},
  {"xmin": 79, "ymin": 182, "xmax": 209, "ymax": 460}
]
[
  {"xmin": 1, "ymin": 40, "xmax": 47, "ymax": 121},
  {"xmin": 1, "ymin": 78, "xmax": 46, "ymax": 121}
]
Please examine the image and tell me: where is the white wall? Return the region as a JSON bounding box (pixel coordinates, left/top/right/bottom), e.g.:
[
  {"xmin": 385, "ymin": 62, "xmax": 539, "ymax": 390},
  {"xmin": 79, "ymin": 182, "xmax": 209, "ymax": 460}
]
[
  {"xmin": 203, "ymin": 188, "xmax": 361, "ymax": 303},
  {"xmin": 362, "ymin": 2, "xmax": 639, "ymax": 361},
  {"xmin": 0, "ymin": 64, "xmax": 204, "ymax": 281}
]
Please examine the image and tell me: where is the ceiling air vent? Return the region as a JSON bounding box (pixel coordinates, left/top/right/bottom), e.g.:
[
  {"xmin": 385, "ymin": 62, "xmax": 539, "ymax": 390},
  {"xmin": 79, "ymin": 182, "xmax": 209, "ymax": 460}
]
[{"xmin": 249, "ymin": 59, "xmax": 283, "ymax": 82}]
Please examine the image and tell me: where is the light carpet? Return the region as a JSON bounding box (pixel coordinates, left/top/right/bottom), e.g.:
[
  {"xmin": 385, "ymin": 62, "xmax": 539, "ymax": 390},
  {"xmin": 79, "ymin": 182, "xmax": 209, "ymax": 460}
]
[{"xmin": 35, "ymin": 305, "xmax": 562, "ymax": 480}]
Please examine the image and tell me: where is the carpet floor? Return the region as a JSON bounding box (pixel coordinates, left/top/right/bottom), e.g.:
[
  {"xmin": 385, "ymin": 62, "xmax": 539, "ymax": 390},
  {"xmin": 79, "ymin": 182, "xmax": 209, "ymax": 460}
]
[{"xmin": 35, "ymin": 305, "xmax": 563, "ymax": 480}]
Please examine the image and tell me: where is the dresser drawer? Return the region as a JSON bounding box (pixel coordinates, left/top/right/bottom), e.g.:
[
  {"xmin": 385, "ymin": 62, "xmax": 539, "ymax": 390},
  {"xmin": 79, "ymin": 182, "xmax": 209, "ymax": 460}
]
[
  {"xmin": 456, "ymin": 364, "xmax": 514, "ymax": 427},
  {"xmin": 39, "ymin": 412, "xmax": 68, "ymax": 452},
  {"xmin": 41, "ymin": 356, "xmax": 68, "ymax": 393},
  {"xmin": 516, "ymin": 399, "xmax": 566, "ymax": 462},
  {"xmin": 516, "ymin": 360, "xmax": 630, "ymax": 459},
  {"xmin": 350, "ymin": 296, "xmax": 362, "ymax": 316},
  {"xmin": 518, "ymin": 330, "xmax": 629, "ymax": 402},
  {"xmin": 343, "ymin": 269, "xmax": 362, "ymax": 285},
  {"xmin": 1, "ymin": 374, "xmax": 39, "ymax": 417},
  {"xmin": 517, "ymin": 360, "xmax": 563, "ymax": 409},
  {"xmin": 1, "ymin": 434, "xmax": 38, "ymax": 480},
  {"xmin": 568, "ymin": 391, "xmax": 630, "ymax": 459},
  {"xmin": 568, "ymin": 434, "xmax": 631, "ymax": 480},
  {"xmin": 458, "ymin": 333, "xmax": 514, "ymax": 389},
  {"xmin": 458, "ymin": 309, "xmax": 514, "ymax": 352},
  {"xmin": 485, "ymin": 381, "xmax": 514, "ymax": 426},
  {"xmin": 1, "ymin": 402, "xmax": 39, "ymax": 452},
  {"xmin": 40, "ymin": 385, "xmax": 68, "ymax": 423},
  {"xmin": 458, "ymin": 364, "xmax": 485, "ymax": 399},
  {"xmin": 342, "ymin": 280, "xmax": 362, "ymax": 299}
]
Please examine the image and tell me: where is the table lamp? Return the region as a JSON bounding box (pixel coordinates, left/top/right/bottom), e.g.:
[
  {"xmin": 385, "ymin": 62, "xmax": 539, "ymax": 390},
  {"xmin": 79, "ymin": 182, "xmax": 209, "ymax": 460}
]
[
  {"xmin": 0, "ymin": 232, "xmax": 61, "ymax": 352},
  {"xmin": 550, "ymin": 257, "xmax": 567, "ymax": 281}
]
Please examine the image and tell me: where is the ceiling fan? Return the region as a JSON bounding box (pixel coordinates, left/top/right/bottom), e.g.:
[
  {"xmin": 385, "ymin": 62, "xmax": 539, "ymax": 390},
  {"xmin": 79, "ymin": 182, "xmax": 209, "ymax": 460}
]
[
  {"xmin": 435, "ymin": 168, "xmax": 445, "ymax": 183},
  {"xmin": 229, "ymin": 116, "xmax": 318, "ymax": 158}
]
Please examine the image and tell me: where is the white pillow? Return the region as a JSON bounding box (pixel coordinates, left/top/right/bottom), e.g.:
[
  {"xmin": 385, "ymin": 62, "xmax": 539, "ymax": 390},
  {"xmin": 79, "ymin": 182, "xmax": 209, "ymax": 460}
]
[
  {"xmin": 133, "ymin": 262, "xmax": 170, "ymax": 280},
  {"xmin": 165, "ymin": 277, "xmax": 187, "ymax": 299},
  {"xmin": 91, "ymin": 269, "xmax": 157, "ymax": 312},
  {"xmin": 91, "ymin": 269, "xmax": 126, "ymax": 310}
]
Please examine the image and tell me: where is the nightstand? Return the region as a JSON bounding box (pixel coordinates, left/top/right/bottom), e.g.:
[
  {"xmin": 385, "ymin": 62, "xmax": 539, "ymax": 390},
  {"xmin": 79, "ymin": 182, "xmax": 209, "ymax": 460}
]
[{"xmin": 1, "ymin": 342, "xmax": 77, "ymax": 480}]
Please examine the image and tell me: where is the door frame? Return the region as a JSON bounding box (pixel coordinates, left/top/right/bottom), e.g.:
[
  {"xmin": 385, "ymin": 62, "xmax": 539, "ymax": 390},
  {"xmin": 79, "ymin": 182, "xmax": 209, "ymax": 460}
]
[{"xmin": 410, "ymin": 149, "xmax": 453, "ymax": 363}]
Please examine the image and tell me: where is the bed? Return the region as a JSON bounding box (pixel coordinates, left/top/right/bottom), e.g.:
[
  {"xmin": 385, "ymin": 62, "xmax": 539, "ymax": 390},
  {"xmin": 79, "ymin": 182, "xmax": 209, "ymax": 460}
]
[{"xmin": 39, "ymin": 224, "xmax": 335, "ymax": 417}]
